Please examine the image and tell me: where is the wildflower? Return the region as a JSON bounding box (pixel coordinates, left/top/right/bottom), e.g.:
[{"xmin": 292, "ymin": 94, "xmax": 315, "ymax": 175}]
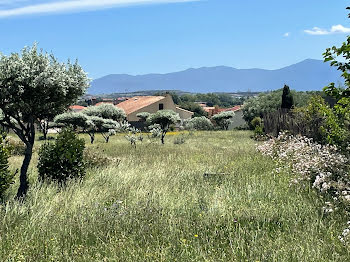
[{"xmin": 194, "ymin": 234, "xmax": 198, "ymax": 238}]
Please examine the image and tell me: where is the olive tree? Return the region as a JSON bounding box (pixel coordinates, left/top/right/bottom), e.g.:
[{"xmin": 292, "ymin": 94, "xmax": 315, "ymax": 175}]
[
  {"xmin": 0, "ymin": 44, "xmax": 89, "ymax": 198},
  {"xmin": 212, "ymin": 111, "xmax": 235, "ymax": 130},
  {"xmin": 147, "ymin": 110, "xmax": 180, "ymax": 144},
  {"xmin": 83, "ymin": 104, "xmax": 125, "ymax": 143},
  {"xmin": 54, "ymin": 112, "xmax": 89, "ymax": 131},
  {"xmin": 54, "ymin": 112, "xmax": 119, "ymax": 144},
  {"xmin": 184, "ymin": 116, "xmax": 213, "ymax": 130},
  {"xmin": 136, "ymin": 112, "xmax": 151, "ymax": 122},
  {"xmin": 83, "ymin": 104, "xmax": 126, "ymax": 122}
]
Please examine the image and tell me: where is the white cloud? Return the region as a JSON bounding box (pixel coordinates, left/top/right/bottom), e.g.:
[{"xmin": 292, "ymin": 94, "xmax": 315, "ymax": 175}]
[
  {"xmin": 283, "ymin": 32, "xmax": 290, "ymax": 37},
  {"xmin": 304, "ymin": 24, "xmax": 350, "ymax": 35},
  {"xmin": 0, "ymin": 0, "xmax": 199, "ymax": 18}
]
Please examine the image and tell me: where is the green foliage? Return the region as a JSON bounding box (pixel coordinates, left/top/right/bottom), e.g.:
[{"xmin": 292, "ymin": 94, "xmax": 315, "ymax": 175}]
[
  {"xmin": 250, "ymin": 117, "xmax": 262, "ymax": 129},
  {"xmin": 0, "ymin": 43, "xmax": 89, "ymax": 197},
  {"xmin": 4, "ymin": 137, "xmax": 26, "ymax": 156},
  {"xmin": 212, "ymin": 111, "xmax": 235, "ymax": 130},
  {"xmin": 125, "ymin": 127, "xmax": 143, "ymax": 148},
  {"xmin": 184, "ymin": 116, "xmax": 213, "ymax": 130},
  {"xmin": 242, "ymin": 89, "xmax": 314, "ymax": 128},
  {"xmin": 323, "ymin": 7, "xmax": 350, "ymax": 99},
  {"xmin": 281, "ymin": 85, "xmax": 294, "ymax": 109},
  {"xmin": 147, "ymin": 110, "xmax": 181, "ymax": 144},
  {"xmin": 0, "ymin": 135, "xmax": 13, "ymax": 200},
  {"xmin": 294, "ymin": 96, "xmax": 349, "ymax": 147},
  {"xmin": 37, "ymin": 129, "xmax": 86, "ymax": 183},
  {"xmin": 136, "ymin": 112, "xmax": 151, "ymax": 122},
  {"xmin": 83, "ymin": 104, "xmax": 126, "ymax": 122},
  {"xmin": 178, "ymin": 102, "xmax": 208, "ymax": 117},
  {"xmin": 54, "ymin": 112, "xmax": 89, "ymax": 130}
]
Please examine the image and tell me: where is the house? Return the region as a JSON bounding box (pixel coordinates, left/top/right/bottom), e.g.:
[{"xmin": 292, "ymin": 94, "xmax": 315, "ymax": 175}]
[{"xmin": 116, "ymin": 94, "xmax": 194, "ymax": 122}]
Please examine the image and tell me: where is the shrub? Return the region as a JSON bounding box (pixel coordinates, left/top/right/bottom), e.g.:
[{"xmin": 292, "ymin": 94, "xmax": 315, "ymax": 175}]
[
  {"xmin": 294, "ymin": 96, "xmax": 349, "ymax": 148},
  {"xmin": 0, "ymin": 135, "xmax": 13, "ymax": 200},
  {"xmin": 250, "ymin": 117, "xmax": 262, "ymax": 129},
  {"xmin": 184, "ymin": 116, "xmax": 213, "ymax": 131},
  {"xmin": 37, "ymin": 129, "xmax": 85, "ymax": 183},
  {"xmin": 257, "ymin": 132, "xmax": 350, "ymax": 203},
  {"xmin": 5, "ymin": 137, "xmax": 26, "ymax": 156},
  {"xmin": 174, "ymin": 135, "xmax": 186, "ymax": 145},
  {"xmin": 84, "ymin": 148, "xmax": 120, "ymax": 169}
]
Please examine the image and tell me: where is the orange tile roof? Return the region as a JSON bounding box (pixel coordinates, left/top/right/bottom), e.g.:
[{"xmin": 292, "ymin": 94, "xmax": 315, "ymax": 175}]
[
  {"xmin": 69, "ymin": 105, "xmax": 86, "ymax": 110},
  {"xmin": 116, "ymin": 96, "xmax": 165, "ymax": 115},
  {"xmin": 219, "ymin": 105, "xmax": 242, "ymax": 112}
]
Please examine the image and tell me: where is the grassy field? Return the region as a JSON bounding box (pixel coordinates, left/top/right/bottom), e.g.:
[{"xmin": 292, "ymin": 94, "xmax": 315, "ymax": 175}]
[{"xmin": 1, "ymin": 131, "xmax": 349, "ymax": 261}]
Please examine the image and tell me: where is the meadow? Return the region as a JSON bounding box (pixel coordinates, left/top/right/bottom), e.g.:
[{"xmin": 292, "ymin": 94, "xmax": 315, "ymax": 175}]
[{"xmin": 1, "ymin": 131, "xmax": 349, "ymax": 261}]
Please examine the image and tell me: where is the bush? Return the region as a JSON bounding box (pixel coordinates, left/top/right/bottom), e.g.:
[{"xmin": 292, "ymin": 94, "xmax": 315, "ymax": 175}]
[
  {"xmin": 37, "ymin": 129, "xmax": 86, "ymax": 183},
  {"xmin": 5, "ymin": 137, "xmax": 26, "ymax": 156},
  {"xmin": 0, "ymin": 135, "xmax": 13, "ymax": 200},
  {"xmin": 294, "ymin": 96, "xmax": 349, "ymax": 148},
  {"xmin": 184, "ymin": 116, "xmax": 213, "ymax": 131},
  {"xmin": 84, "ymin": 148, "xmax": 120, "ymax": 169},
  {"xmin": 250, "ymin": 117, "xmax": 262, "ymax": 129},
  {"xmin": 174, "ymin": 135, "xmax": 186, "ymax": 145}
]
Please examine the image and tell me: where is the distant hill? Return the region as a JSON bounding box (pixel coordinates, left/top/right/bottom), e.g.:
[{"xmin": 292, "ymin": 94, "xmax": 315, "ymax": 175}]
[{"xmin": 88, "ymin": 59, "xmax": 343, "ymax": 95}]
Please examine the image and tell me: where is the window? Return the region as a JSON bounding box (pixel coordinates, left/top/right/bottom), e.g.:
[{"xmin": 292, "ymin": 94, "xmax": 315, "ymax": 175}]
[{"xmin": 159, "ymin": 103, "xmax": 164, "ymax": 110}]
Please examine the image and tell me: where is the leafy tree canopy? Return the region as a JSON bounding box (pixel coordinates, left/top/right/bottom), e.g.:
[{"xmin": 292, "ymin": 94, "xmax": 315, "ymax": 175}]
[
  {"xmin": 212, "ymin": 111, "xmax": 235, "ymax": 130},
  {"xmin": 0, "ymin": 44, "xmax": 89, "ymax": 198},
  {"xmin": 83, "ymin": 104, "xmax": 126, "ymax": 122},
  {"xmin": 147, "ymin": 110, "xmax": 180, "ymax": 144},
  {"xmin": 323, "ymin": 7, "xmax": 350, "ymax": 99}
]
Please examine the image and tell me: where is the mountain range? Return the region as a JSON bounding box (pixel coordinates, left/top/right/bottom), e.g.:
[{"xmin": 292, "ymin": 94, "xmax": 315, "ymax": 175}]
[{"xmin": 88, "ymin": 59, "xmax": 343, "ymax": 95}]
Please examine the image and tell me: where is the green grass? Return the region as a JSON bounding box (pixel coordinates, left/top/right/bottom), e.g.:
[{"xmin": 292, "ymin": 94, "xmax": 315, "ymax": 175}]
[{"xmin": 1, "ymin": 131, "xmax": 349, "ymax": 261}]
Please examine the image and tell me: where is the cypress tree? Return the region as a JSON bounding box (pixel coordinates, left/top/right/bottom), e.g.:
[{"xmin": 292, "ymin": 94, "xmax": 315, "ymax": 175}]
[{"xmin": 281, "ymin": 85, "xmax": 294, "ymax": 109}]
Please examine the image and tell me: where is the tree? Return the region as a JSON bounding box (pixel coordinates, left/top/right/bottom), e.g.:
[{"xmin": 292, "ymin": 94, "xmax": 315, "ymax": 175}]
[
  {"xmin": 83, "ymin": 104, "xmax": 126, "ymax": 122},
  {"xmin": 54, "ymin": 112, "xmax": 119, "ymax": 144},
  {"xmin": 212, "ymin": 111, "xmax": 235, "ymax": 130},
  {"xmin": 147, "ymin": 110, "xmax": 180, "ymax": 144},
  {"xmin": 184, "ymin": 116, "xmax": 213, "ymax": 130},
  {"xmin": 242, "ymin": 89, "xmax": 313, "ymax": 128},
  {"xmin": 136, "ymin": 112, "xmax": 151, "ymax": 122},
  {"xmin": 83, "ymin": 104, "xmax": 125, "ymax": 143},
  {"xmin": 281, "ymin": 85, "xmax": 294, "ymax": 109},
  {"xmin": 179, "ymin": 102, "xmax": 208, "ymax": 117},
  {"xmin": 0, "ymin": 44, "xmax": 89, "ymax": 198},
  {"xmin": 323, "ymin": 7, "xmax": 350, "ymax": 99},
  {"xmin": 88, "ymin": 117, "xmax": 119, "ymax": 143},
  {"xmin": 54, "ymin": 112, "xmax": 89, "ymax": 131}
]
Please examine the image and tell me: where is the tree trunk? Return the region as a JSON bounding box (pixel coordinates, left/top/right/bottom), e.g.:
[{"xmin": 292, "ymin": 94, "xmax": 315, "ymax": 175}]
[
  {"xmin": 16, "ymin": 142, "xmax": 33, "ymax": 199},
  {"xmin": 89, "ymin": 133, "xmax": 95, "ymax": 144},
  {"xmin": 161, "ymin": 132, "xmax": 165, "ymax": 144},
  {"xmin": 16, "ymin": 121, "xmax": 35, "ymax": 199}
]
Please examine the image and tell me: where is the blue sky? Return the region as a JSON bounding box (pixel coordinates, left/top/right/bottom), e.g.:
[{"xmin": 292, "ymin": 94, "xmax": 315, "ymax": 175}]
[{"xmin": 0, "ymin": 0, "xmax": 349, "ymax": 79}]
